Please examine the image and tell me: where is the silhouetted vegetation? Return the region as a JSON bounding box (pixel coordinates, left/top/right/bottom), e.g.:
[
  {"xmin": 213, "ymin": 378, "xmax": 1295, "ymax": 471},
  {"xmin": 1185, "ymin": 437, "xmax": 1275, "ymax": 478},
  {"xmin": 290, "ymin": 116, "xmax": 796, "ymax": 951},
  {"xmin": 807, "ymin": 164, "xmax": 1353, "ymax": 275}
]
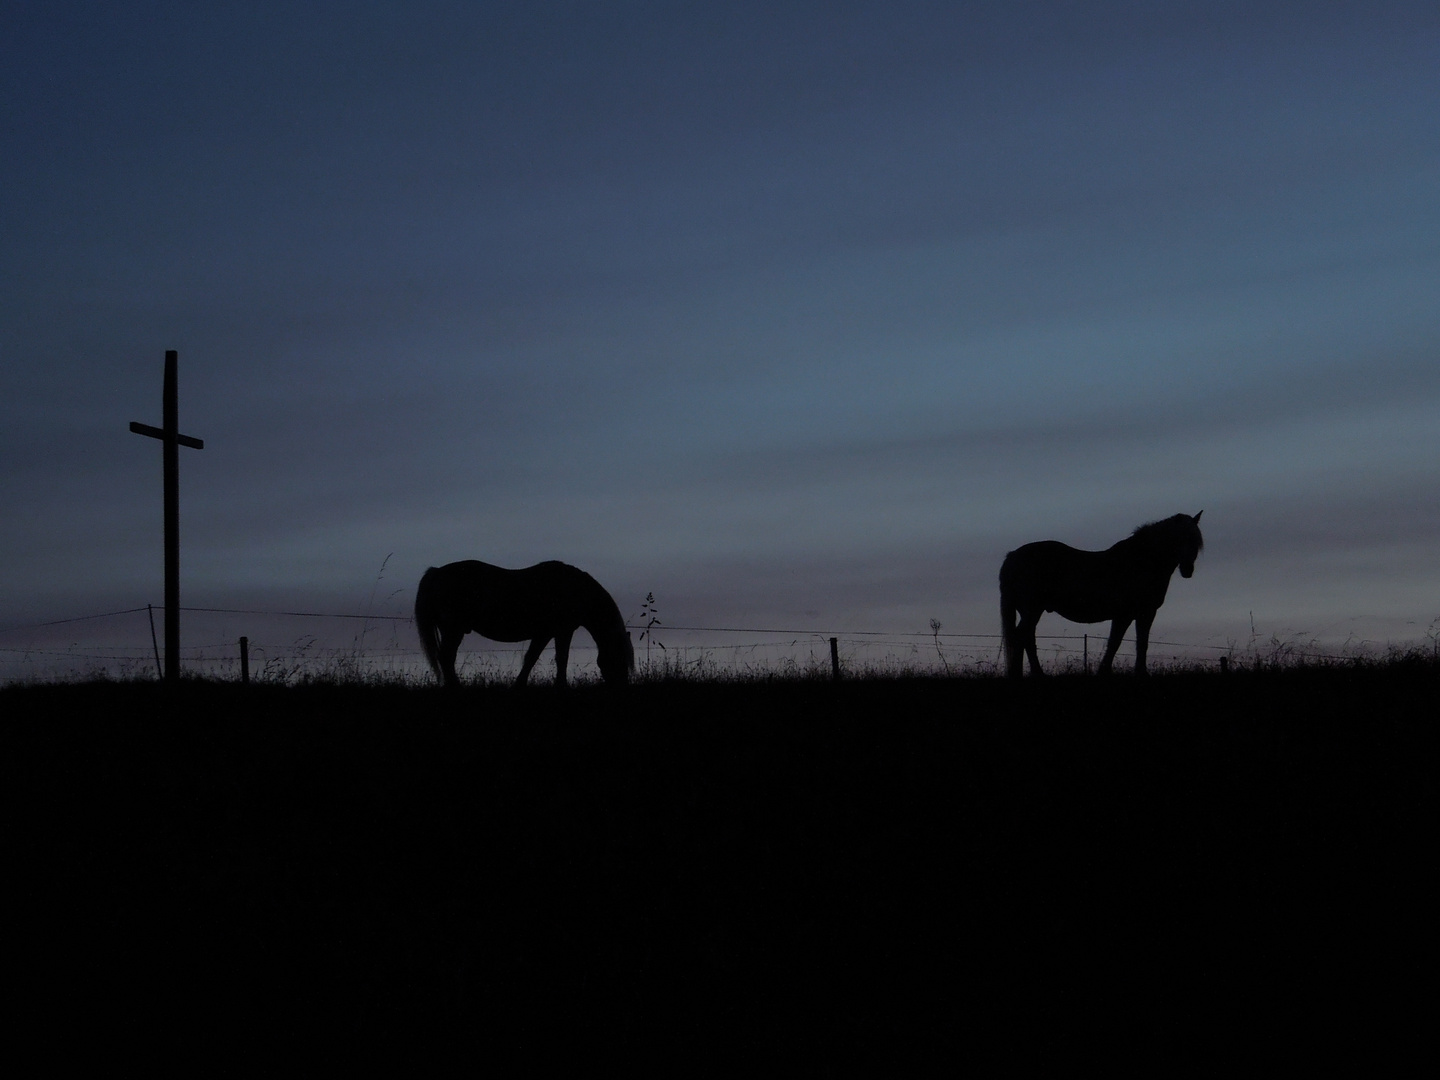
[{"xmin": 7, "ymin": 661, "xmax": 1432, "ymax": 1063}]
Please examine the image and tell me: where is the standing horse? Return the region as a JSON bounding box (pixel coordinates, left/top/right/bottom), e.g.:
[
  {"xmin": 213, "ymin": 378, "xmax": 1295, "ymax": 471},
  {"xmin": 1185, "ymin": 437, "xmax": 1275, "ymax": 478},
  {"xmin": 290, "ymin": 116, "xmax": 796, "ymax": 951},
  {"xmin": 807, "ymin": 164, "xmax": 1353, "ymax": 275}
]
[
  {"xmin": 415, "ymin": 560, "xmax": 634, "ymax": 687},
  {"xmin": 1000, "ymin": 512, "xmax": 1203, "ymax": 678}
]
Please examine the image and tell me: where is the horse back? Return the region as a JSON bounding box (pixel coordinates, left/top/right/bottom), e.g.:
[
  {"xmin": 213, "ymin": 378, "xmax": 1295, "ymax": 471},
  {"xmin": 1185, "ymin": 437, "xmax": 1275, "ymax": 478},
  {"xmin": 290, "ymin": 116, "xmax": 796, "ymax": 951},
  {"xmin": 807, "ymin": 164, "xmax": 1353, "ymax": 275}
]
[
  {"xmin": 1001, "ymin": 541, "xmax": 1134, "ymax": 622},
  {"xmin": 423, "ymin": 559, "xmax": 595, "ymax": 642}
]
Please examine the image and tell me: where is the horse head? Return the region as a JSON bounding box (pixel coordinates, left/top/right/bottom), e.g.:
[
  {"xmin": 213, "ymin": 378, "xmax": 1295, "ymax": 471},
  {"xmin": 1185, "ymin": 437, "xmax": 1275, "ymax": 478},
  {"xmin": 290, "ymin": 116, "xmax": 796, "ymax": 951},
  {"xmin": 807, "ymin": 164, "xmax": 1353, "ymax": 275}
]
[
  {"xmin": 598, "ymin": 628, "xmax": 635, "ymax": 685},
  {"xmin": 1178, "ymin": 511, "xmax": 1204, "ymax": 577}
]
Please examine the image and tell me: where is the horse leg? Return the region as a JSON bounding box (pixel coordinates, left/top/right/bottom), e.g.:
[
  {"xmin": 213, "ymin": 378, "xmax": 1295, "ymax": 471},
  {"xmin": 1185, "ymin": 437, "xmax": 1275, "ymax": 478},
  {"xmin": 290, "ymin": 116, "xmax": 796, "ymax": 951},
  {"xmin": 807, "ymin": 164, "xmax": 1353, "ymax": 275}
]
[
  {"xmin": 1005, "ymin": 636, "xmax": 1025, "ymax": 679},
  {"xmin": 1018, "ymin": 610, "xmax": 1044, "ymax": 676},
  {"xmin": 553, "ymin": 629, "xmax": 574, "ymax": 688},
  {"xmin": 1133, "ymin": 610, "xmax": 1156, "ymax": 677},
  {"xmin": 516, "ymin": 637, "xmax": 550, "ymax": 687},
  {"xmin": 439, "ymin": 626, "xmax": 463, "ymax": 689},
  {"xmin": 1097, "ymin": 617, "xmax": 1133, "ymax": 675},
  {"xmin": 1002, "ymin": 590, "xmax": 1022, "ymax": 678}
]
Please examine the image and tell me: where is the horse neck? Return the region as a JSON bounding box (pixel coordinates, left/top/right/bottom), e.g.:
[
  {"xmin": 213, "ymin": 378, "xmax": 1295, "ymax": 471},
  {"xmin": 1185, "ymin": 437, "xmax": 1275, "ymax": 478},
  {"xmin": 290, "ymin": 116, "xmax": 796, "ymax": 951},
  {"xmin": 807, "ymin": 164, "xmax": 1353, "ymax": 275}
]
[
  {"xmin": 579, "ymin": 591, "xmax": 622, "ymax": 644},
  {"xmin": 1118, "ymin": 529, "xmax": 1183, "ymax": 570}
]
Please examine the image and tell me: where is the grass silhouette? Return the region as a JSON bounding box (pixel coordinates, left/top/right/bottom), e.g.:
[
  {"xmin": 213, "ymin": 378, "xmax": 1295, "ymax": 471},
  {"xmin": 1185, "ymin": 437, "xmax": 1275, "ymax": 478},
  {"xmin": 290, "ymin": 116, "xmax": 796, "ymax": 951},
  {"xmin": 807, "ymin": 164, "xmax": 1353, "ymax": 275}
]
[{"xmin": 6, "ymin": 659, "xmax": 1432, "ymax": 1063}]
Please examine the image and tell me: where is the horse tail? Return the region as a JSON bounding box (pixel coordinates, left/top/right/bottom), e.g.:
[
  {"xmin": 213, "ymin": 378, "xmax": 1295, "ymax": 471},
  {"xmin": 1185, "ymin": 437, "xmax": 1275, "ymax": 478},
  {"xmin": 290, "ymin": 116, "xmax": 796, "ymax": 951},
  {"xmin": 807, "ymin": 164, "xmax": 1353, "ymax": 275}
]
[
  {"xmin": 414, "ymin": 567, "xmax": 444, "ymax": 682},
  {"xmin": 999, "ymin": 552, "xmax": 1022, "ymax": 678}
]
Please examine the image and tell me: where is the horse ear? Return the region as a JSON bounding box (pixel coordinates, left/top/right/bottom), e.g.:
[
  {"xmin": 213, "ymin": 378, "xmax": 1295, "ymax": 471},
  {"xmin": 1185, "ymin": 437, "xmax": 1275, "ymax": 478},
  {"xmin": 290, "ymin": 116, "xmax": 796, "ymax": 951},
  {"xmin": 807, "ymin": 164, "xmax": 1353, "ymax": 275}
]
[{"xmin": 1193, "ymin": 510, "xmax": 1203, "ymax": 523}]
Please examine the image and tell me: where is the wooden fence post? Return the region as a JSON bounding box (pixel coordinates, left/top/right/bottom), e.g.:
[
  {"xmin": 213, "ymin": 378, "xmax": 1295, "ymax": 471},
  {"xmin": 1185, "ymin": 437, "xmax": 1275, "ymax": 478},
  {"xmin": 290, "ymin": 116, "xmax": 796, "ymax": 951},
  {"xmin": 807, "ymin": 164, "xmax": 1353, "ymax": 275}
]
[
  {"xmin": 240, "ymin": 636, "xmax": 249, "ymax": 684},
  {"xmin": 830, "ymin": 637, "xmax": 840, "ymax": 681},
  {"xmin": 147, "ymin": 604, "xmax": 162, "ymax": 681},
  {"xmin": 1219, "ymin": 655, "xmax": 1228, "ymax": 675}
]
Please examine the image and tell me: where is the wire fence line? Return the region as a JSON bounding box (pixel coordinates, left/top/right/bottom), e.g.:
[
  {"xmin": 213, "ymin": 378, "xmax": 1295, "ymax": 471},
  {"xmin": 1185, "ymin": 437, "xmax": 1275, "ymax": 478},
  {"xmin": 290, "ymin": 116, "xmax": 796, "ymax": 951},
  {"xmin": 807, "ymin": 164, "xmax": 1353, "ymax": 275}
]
[
  {"xmin": 1, "ymin": 600, "xmax": 1418, "ymax": 683},
  {"xmin": 0, "ymin": 606, "xmax": 153, "ymax": 635},
  {"xmin": 0, "ymin": 605, "xmax": 1223, "ymax": 649},
  {"xmin": 0, "ymin": 605, "xmax": 405, "ymax": 636}
]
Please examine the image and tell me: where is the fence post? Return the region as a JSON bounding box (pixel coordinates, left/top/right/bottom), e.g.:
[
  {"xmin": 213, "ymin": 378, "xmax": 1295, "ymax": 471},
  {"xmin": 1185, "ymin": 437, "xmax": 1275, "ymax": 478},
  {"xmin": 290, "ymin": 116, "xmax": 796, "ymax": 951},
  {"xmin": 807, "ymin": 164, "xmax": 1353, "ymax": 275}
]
[
  {"xmin": 240, "ymin": 636, "xmax": 249, "ymax": 685},
  {"xmin": 830, "ymin": 637, "xmax": 840, "ymax": 682},
  {"xmin": 1083, "ymin": 633, "xmax": 1088, "ymax": 675},
  {"xmin": 1219, "ymin": 655, "xmax": 1228, "ymax": 675},
  {"xmin": 147, "ymin": 604, "xmax": 162, "ymax": 681}
]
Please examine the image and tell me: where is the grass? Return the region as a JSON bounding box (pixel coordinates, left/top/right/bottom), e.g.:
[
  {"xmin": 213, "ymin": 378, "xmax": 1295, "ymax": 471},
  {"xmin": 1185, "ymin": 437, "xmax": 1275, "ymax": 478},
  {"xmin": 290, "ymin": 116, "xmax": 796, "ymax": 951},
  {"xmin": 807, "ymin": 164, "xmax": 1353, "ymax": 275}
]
[
  {"xmin": 5, "ymin": 660, "xmax": 1434, "ymax": 1063},
  {"xmin": 11, "ymin": 632, "xmax": 1435, "ymax": 688}
]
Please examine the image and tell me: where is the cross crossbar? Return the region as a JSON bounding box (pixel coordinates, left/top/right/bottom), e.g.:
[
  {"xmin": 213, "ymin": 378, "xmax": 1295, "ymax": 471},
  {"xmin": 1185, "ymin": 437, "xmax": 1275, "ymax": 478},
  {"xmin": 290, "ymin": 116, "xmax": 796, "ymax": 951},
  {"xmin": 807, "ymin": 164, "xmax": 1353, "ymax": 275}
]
[{"xmin": 129, "ymin": 422, "xmax": 204, "ymax": 450}]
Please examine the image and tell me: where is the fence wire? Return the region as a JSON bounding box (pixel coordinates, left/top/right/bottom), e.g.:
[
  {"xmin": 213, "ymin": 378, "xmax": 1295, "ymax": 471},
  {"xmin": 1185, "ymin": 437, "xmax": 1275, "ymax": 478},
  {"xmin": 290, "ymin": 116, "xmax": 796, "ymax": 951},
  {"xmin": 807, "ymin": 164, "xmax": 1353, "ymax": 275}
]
[{"xmin": 1, "ymin": 601, "xmax": 1423, "ymax": 685}]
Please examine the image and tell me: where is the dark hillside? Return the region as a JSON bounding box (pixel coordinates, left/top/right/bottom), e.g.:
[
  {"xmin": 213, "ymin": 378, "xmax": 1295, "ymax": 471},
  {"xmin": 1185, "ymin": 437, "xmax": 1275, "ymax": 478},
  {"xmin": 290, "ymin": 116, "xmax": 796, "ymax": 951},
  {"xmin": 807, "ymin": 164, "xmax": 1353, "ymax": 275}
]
[{"xmin": 6, "ymin": 667, "xmax": 1432, "ymax": 1064}]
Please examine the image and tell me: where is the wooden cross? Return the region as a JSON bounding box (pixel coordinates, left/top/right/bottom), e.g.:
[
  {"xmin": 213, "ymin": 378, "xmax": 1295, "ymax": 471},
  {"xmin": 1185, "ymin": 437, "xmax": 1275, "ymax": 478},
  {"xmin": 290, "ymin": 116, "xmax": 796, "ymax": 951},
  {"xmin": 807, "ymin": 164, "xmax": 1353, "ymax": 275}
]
[{"xmin": 130, "ymin": 350, "xmax": 204, "ymax": 683}]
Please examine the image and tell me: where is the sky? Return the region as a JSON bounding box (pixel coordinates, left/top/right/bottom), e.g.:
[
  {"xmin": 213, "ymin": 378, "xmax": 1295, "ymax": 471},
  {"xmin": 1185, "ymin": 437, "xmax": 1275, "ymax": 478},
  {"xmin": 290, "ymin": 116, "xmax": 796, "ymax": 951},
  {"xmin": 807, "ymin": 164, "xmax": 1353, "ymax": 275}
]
[{"xmin": 3, "ymin": 2, "xmax": 1438, "ymax": 675}]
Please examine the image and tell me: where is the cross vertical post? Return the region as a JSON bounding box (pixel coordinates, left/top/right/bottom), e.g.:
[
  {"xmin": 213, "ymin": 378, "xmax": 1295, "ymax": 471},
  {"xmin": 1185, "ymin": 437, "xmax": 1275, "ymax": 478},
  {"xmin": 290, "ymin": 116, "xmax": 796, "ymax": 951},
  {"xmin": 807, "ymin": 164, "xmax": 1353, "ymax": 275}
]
[
  {"xmin": 130, "ymin": 350, "xmax": 204, "ymax": 683},
  {"xmin": 163, "ymin": 351, "xmax": 179, "ymax": 680}
]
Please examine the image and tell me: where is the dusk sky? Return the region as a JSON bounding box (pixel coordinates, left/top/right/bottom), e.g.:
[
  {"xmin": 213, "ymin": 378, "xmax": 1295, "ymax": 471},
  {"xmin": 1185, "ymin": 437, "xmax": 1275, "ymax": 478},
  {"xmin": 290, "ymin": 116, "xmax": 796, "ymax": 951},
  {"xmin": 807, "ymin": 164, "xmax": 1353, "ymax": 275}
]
[{"xmin": 3, "ymin": 2, "xmax": 1438, "ymax": 672}]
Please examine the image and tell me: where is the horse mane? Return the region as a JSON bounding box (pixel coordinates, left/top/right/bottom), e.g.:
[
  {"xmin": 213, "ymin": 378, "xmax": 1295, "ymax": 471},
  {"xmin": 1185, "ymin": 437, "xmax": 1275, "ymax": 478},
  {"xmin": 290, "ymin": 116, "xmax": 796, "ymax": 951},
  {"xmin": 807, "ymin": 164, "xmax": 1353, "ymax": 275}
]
[
  {"xmin": 575, "ymin": 567, "xmax": 634, "ymax": 673},
  {"xmin": 1130, "ymin": 513, "xmax": 1204, "ymax": 552},
  {"xmin": 579, "ymin": 569, "xmax": 626, "ymax": 630}
]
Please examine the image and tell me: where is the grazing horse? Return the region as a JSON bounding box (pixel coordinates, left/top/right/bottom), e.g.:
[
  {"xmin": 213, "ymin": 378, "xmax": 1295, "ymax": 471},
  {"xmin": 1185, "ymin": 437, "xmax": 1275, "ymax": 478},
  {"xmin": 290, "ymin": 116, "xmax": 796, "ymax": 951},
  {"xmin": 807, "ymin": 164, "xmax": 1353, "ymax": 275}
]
[
  {"xmin": 414, "ymin": 560, "xmax": 634, "ymax": 688},
  {"xmin": 1000, "ymin": 512, "xmax": 1204, "ymax": 678}
]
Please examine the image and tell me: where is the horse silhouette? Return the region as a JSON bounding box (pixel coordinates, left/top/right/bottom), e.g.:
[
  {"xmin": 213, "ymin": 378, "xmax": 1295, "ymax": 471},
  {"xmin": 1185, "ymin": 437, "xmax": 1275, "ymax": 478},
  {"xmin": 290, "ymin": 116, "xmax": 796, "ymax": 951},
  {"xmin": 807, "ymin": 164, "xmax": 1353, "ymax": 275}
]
[
  {"xmin": 1000, "ymin": 512, "xmax": 1204, "ymax": 678},
  {"xmin": 415, "ymin": 560, "xmax": 634, "ymax": 687}
]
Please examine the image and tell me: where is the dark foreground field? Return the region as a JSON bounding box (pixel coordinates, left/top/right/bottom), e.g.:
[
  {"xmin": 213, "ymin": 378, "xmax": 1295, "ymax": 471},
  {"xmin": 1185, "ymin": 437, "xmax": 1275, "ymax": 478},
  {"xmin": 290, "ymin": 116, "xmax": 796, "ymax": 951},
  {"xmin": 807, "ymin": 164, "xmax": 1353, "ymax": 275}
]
[{"xmin": 6, "ymin": 665, "xmax": 1434, "ymax": 1065}]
